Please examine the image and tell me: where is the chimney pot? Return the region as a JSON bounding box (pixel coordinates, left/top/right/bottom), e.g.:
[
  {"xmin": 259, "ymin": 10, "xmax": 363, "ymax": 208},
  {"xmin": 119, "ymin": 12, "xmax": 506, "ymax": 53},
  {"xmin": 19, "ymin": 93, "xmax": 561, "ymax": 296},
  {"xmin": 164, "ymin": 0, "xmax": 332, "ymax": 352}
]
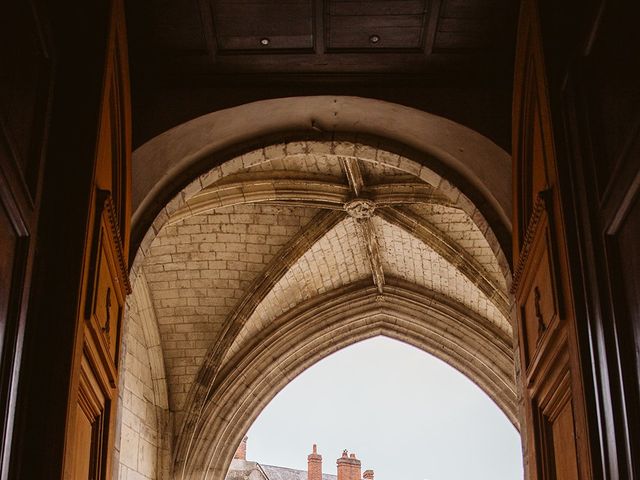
[
  {"xmin": 337, "ymin": 450, "xmax": 351, "ymax": 480},
  {"xmin": 363, "ymin": 470, "xmax": 374, "ymax": 480},
  {"xmin": 338, "ymin": 450, "xmax": 361, "ymax": 480},
  {"xmin": 308, "ymin": 443, "xmax": 323, "ymax": 480}
]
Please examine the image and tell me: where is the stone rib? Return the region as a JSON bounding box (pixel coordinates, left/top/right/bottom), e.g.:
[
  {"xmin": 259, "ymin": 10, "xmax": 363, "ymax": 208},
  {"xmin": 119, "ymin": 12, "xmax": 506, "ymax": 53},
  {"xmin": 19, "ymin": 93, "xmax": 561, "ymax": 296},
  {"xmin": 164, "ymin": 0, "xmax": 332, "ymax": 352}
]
[
  {"xmin": 378, "ymin": 206, "xmax": 510, "ymax": 317},
  {"xmin": 339, "ymin": 156, "xmax": 365, "ymax": 197},
  {"xmin": 357, "ymin": 218, "xmax": 385, "ymax": 294}
]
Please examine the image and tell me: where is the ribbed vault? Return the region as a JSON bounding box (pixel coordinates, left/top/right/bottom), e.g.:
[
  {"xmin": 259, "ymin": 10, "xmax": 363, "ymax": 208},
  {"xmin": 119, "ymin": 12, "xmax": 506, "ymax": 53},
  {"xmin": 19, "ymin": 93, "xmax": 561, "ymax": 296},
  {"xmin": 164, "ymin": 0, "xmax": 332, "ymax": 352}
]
[
  {"xmin": 176, "ymin": 282, "xmax": 516, "ymax": 480},
  {"xmin": 125, "ymin": 136, "xmax": 515, "ymax": 480}
]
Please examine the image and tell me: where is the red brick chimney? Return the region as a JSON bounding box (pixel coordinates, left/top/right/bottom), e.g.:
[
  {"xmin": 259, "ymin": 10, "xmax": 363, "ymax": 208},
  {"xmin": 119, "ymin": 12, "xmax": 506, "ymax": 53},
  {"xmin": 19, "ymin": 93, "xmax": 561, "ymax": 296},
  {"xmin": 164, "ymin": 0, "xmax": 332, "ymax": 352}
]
[
  {"xmin": 337, "ymin": 449, "xmax": 350, "ymax": 480},
  {"xmin": 349, "ymin": 453, "xmax": 361, "ymax": 480},
  {"xmin": 337, "ymin": 450, "xmax": 361, "ymax": 480},
  {"xmin": 234, "ymin": 436, "xmax": 248, "ymax": 460},
  {"xmin": 363, "ymin": 470, "xmax": 374, "ymax": 480},
  {"xmin": 308, "ymin": 444, "xmax": 322, "ymax": 480}
]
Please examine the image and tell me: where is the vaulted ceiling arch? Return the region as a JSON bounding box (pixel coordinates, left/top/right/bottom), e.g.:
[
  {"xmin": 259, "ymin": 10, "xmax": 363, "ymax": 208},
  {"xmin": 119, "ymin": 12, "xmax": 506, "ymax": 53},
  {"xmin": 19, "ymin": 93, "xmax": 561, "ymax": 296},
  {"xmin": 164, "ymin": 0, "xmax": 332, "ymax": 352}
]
[
  {"xmin": 173, "ymin": 282, "xmax": 517, "ymax": 480},
  {"xmin": 125, "ymin": 117, "xmax": 515, "ymax": 480},
  {"xmin": 130, "ymin": 97, "xmax": 512, "ymax": 257}
]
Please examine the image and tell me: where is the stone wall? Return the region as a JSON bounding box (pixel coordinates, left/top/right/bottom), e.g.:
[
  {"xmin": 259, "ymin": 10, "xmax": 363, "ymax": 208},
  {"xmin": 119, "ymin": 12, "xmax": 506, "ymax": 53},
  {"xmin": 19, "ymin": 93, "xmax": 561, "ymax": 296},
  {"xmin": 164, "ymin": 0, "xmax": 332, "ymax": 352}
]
[
  {"xmin": 115, "ymin": 275, "xmax": 172, "ymax": 480},
  {"xmin": 142, "ymin": 203, "xmax": 318, "ymax": 426}
]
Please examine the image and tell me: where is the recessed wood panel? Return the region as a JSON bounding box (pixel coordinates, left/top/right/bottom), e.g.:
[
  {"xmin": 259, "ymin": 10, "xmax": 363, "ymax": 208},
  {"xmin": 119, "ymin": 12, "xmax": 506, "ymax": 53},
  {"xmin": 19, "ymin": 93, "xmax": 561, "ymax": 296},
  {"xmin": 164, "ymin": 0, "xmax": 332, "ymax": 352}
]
[
  {"xmin": 72, "ymin": 407, "xmax": 93, "ymax": 479},
  {"xmin": 85, "ymin": 192, "xmax": 128, "ymax": 378},
  {"xmin": 550, "ymin": 400, "xmax": 580, "ymax": 480},
  {"xmin": 73, "ymin": 355, "xmax": 110, "ymax": 480},
  {"xmin": 327, "ymin": 0, "xmax": 427, "ymax": 50},
  {"xmin": 0, "ymin": 198, "xmax": 25, "ymax": 378},
  {"xmin": 0, "ymin": 1, "xmax": 51, "ymax": 195},
  {"xmin": 0, "ymin": 201, "xmax": 18, "ymax": 360},
  {"xmin": 582, "ymin": 7, "xmax": 640, "ymax": 194},
  {"xmin": 93, "ymin": 239, "xmax": 121, "ymax": 363},
  {"xmin": 434, "ymin": 0, "xmax": 507, "ymax": 51},
  {"xmin": 614, "ymin": 192, "xmax": 640, "ymax": 399},
  {"xmin": 521, "ymin": 231, "xmax": 558, "ymax": 366},
  {"xmin": 212, "ymin": 0, "xmax": 313, "ymax": 51}
]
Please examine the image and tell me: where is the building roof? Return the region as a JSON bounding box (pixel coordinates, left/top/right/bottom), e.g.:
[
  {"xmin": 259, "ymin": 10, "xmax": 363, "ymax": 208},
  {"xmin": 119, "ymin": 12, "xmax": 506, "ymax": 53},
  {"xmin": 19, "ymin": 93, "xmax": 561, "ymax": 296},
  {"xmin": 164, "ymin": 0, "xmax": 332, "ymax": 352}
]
[
  {"xmin": 261, "ymin": 464, "xmax": 337, "ymax": 480},
  {"xmin": 225, "ymin": 459, "xmax": 337, "ymax": 480}
]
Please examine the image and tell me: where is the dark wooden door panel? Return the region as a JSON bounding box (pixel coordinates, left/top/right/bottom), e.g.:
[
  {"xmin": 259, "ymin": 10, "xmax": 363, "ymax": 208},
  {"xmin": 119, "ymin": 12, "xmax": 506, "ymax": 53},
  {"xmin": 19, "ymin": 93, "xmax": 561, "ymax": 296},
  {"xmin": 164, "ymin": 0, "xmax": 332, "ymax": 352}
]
[
  {"xmin": 513, "ymin": 1, "xmax": 594, "ymax": 479},
  {"xmin": 0, "ymin": 1, "xmax": 52, "ymax": 196},
  {"xmin": 0, "ymin": 2, "xmax": 52, "ymax": 477},
  {"xmin": 62, "ymin": 1, "xmax": 132, "ymax": 477},
  {"xmin": 614, "ymin": 191, "xmax": 640, "ymax": 393},
  {"xmin": 549, "ymin": 399, "xmax": 579, "ymax": 480},
  {"xmin": 0, "ymin": 202, "xmax": 18, "ymax": 351},
  {"xmin": 529, "ymin": 0, "xmax": 640, "ymax": 477}
]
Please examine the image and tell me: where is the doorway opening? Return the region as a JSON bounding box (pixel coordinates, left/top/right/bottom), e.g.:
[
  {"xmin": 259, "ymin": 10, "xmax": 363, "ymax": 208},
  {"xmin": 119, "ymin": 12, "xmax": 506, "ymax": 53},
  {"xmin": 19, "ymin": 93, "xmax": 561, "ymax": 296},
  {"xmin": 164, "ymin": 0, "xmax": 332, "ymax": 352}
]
[{"xmin": 241, "ymin": 337, "xmax": 523, "ymax": 480}]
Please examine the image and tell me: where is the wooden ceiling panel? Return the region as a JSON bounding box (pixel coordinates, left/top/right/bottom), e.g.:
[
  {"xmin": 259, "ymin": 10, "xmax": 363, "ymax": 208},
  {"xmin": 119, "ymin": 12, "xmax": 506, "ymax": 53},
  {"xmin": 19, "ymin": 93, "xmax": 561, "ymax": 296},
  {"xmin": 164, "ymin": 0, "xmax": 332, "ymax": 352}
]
[
  {"xmin": 440, "ymin": 0, "xmax": 501, "ymax": 18},
  {"xmin": 127, "ymin": 0, "xmax": 516, "ymax": 81},
  {"xmin": 327, "ymin": 0, "xmax": 428, "ymax": 50},
  {"xmin": 328, "ymin": 0, "xmax": 426, "ymax": 16},
  {"xmin": 434, "ymin": 31, "xmax": 493, "ymax": 50},
  {"xmin": 434, "ymin": 0, "xmax": 505, "ymax": 51},
  {"xmin": 439, "ymin": 17, "xmax": 494, "ymax": 33},
  {"xmin": 212, "ymin": 0, "xmax": 314, "ymax": 51},
  {"xmin": 136, "ymin": 0, "xmax": 206, "ymax": 51}
]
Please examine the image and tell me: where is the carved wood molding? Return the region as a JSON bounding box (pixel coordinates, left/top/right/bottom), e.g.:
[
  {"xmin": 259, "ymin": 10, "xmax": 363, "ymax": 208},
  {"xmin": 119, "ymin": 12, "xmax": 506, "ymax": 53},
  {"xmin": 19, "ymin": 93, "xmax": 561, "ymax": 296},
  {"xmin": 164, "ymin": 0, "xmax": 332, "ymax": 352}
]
[
  {"xmin": 97, "ymin": 189, "xmax": 132, "ymax": 294},
  {"xmin": 511, "ymin": 189, "xmax": 551, "ymax": 294}
]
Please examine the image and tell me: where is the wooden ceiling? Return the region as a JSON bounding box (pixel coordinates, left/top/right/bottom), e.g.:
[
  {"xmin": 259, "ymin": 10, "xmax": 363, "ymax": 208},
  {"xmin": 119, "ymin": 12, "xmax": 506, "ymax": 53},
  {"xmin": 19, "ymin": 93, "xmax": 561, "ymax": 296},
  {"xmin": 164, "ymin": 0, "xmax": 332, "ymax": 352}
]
[
  {"xmin": 128, "ymin": 0, "xmax": 517, "ymax": 75},
  {"xmin": 126, "ymin": 0, "xmax": 518, "ymax": 149}
]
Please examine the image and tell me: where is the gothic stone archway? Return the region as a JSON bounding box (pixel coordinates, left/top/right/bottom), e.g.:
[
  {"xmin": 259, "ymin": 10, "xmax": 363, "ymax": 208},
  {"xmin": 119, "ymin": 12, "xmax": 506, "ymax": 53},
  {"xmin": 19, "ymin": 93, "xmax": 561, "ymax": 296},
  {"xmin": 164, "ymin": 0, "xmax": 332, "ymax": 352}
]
[{"xmin": 119, "ymin": 103, "xmax": 516, "ymax": 480}]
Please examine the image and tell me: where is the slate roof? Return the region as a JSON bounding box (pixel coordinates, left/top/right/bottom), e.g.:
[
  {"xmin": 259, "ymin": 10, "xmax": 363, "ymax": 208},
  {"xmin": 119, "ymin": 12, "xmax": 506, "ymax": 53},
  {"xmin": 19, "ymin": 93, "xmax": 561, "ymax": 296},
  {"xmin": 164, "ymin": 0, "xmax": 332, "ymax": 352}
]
[{"xmin": 260, "ymin": 464, "xmax": 337, "ymax": 480}]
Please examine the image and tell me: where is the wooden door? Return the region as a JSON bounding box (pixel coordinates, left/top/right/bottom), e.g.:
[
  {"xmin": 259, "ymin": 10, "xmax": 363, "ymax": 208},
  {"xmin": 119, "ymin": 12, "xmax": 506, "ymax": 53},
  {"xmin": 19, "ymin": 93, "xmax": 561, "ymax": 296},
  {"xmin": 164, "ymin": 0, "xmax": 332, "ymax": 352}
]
[
  {"xmin": 63, "ymin": 0, "xmax": 132, "ymax": 477},
  {"xmin": 511, "ymin": 1, "xmax": 593, "ymax": 478},
  {"xmin": 534, "ymin": 0, "xmax": 640, "ymax": 477},
  {"xmin": 0, "ymin": 2, "xmax": 53, "ymax": 477}
]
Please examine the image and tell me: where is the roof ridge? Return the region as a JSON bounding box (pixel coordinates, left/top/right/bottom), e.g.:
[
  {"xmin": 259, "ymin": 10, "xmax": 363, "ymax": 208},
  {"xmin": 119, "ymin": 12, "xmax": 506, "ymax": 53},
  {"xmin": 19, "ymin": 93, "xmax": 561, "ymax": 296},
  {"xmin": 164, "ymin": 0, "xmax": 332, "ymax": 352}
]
[{"xmin": 259, "ymin": 464, "xmax": 337, "ymax": 478}]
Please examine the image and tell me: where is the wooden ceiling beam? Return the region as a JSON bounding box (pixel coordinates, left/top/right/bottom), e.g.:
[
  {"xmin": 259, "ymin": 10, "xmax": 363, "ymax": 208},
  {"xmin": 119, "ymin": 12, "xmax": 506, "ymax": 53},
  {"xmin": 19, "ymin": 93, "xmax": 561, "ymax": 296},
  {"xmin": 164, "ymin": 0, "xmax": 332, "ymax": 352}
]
[
  {"xmin": 313, "ymin": 0, "xmax": 326, "ymax": 54},
  {"xmin": 423, "ymin": 0, "xmax": 443, "ymax": 55},
  {"xmin": 198, "ymin": 0, "xmax": 219, "ymax": 63}
]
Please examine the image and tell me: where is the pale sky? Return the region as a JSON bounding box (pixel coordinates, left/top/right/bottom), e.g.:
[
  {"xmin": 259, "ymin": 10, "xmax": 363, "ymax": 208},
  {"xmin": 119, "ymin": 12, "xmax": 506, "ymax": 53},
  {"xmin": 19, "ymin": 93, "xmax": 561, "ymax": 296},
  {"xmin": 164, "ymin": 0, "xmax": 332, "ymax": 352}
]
[{"xmin": 245, "ymin": 336, "xmax": 523, "ymax": 480}]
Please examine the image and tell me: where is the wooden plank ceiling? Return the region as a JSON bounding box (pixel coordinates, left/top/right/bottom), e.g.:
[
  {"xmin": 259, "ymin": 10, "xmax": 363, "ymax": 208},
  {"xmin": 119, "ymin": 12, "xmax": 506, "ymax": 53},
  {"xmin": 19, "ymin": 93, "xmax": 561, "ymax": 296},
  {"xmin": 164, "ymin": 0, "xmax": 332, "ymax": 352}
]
[{"xmin": 128, "ymin": 0, "xmax": 517, "ymax": 75}]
